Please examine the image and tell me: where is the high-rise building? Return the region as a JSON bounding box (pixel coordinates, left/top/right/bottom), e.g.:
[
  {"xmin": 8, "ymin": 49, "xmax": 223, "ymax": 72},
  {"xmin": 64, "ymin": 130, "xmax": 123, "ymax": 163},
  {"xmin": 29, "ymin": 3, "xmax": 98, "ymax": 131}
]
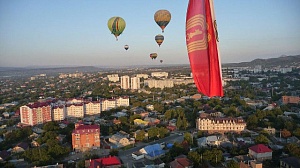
[
  {"xmin": 20, "ymin": 102, "xmax": 52, "ymax": 126},
  {"xmin": 121, "ymin": 75, "xmax": 130, "ymax": 89},
  {"xmin": 131, "ymin": 77, "xmax": 140, "ymax": 90},
  {"xmin": 72, "ymin": 123, "xmax": 100, "ymax": 152}
]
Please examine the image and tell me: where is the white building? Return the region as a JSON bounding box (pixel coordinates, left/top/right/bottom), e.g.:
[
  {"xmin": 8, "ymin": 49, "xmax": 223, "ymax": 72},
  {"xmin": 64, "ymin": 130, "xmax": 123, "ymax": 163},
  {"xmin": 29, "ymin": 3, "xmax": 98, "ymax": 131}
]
[
  {"xmin": 52, "ymin": 105, "xmax": 66, "ymax": 121},
  {"xmin": 136, "ymin": 74, "xmax": 149, "ymax": 79},
  {"xmin": 85, "ymin": 101, "xmax": 101, "ymax": 115},
  {"xmin": 121, "ymin": 75, "xmax": 130, "ymax": 89},
  {"xmin": 151, "ymin": 72, "xmax": 168, "ymax": 78},
  {"xmin": 107, "ymin": 74, "xmax": 119, "ymax": 82},
  {"xmin": 131, "ymin": 77, "xmax": 140, "ymax": 90},
  {"xmin": 196, "ymin": 114, "xmax": 246, "ymax": 134},
  {"xmin": 66, "ymin": 103, "xmax": 84, "ymax": 118},
  {"xmin": 144, "ymin": 79, "xmax": 174, "ymax": 89},
  {"xmin": 100, "ymin": 97, "xmax": 129, "ymax": 111}
]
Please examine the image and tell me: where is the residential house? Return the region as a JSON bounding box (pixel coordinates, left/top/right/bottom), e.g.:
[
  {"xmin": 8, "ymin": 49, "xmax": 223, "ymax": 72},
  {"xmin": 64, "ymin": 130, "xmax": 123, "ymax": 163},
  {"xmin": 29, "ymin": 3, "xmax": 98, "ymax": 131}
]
[
  {"xmin": 72, "ymin": 123, "xmax": 100, "ymax": 152},
  {"xmin": 233, "ymin": 155, "xmax": 262, "ymax": 168},
  {"xmin": 86, "ymin": 156, "xmax": 122, "ymax": 168},
  {"xmin": 169, "ymin": 155, "xmax": 193, "ymax": 168},
  {"xmin": 263, "ymin": 126, "xmax": 276, "ymax": 135},
  {"xmin": 140, "ymin": 143, "xmax": 165, "ymax": 160},
  {"xmin": 134, "ymin": 119, "xmax": 149, "ymax": 127},
  {"xmin": 280, "ymin": 157, "xmax": 300, "ymax": 168},
  {"xmin": 0, "ymin": 150, "xmax": 10, "ymax": 162},
  {"xmin": 12, "ymin": 142, "xmax": 29, "ymax": 153},
  {"xmin": 248, "ymin": 144, "xmax": 272, "ymax": 161},
  {"xmin": 109, "ymin": 133, "xmax": 132, "ymax": 148}
]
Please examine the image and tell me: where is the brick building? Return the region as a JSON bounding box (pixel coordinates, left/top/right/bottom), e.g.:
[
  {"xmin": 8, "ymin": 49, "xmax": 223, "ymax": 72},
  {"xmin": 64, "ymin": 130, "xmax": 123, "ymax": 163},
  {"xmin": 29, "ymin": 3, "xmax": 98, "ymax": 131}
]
[
  {"xmin": 72, "ymin": 123, "xmax": 100, "ymax": 152},
  {"xmin": 20, "ymin": 102, "xmax": 52, "ymax": 126}
]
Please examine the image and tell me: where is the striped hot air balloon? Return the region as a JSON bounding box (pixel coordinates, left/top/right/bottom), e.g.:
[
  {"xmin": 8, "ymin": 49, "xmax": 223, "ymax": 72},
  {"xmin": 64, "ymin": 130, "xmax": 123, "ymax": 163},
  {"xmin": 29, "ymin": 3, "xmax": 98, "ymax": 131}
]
[
  {"xmin": 155, "ymin": 34, "xmax": 164, "ymax": 47},
  {"xmin": 150, "ymin": 53, "xmax": 158, "ymax": 60},
  {"xmin": 154, "ymin": 10, "xmax": 171, "ymax": 33},
  {"xmin": 107, "ymin": 16, "xmax": 126, "ymax": 40}
]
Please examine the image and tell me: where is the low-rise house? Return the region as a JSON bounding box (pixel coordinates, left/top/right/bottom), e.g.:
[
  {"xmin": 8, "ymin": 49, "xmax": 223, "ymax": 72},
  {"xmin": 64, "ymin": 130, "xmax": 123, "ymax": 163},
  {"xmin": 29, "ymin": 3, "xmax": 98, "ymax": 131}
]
[
  {"xmin": 134, "ymin": 119, "xmax": 149, "ymax": 127},
  {"xmin": 280, "ymin": 157, "xmax": 300, "ymax": 168},
  {"xmin": 169, "ymin": 155, "xmax": 193, "ymax": 168},
  {"xmin": 86, "ymin": 156, "xmax": 122, "ymax": 168},
  {"xmin": 132, "ymin": 151, "xmax": 144, "ymax": 160},
  {"xmin": 263, "ymin": 126, "xmax": 276, "ymax": 135},
  {"xmin": 233, "ymin": 155, "xmax": 262, "ymax": 168},
  {"xmin": 140, "ymin": 143, "xmax": 165, "ymax": 160},
  {"xmin": 12, "ymin": 142, "xmax": 29, "ymax": 153},
  {"xmin": 0, "ymin": 150, "xmax": 10, "ymax": 162},
  {"xmin": 109, "ymin": 133, "xmax": 131, "ymax": 148},
  {"xmin": 248, "ymin": 144, "xmax": 272, "ymax": 161}
]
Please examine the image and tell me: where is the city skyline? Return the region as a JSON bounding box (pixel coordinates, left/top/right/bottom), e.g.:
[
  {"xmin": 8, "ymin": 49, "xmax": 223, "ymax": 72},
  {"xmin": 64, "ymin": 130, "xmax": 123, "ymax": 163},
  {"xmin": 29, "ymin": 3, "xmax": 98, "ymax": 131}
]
[{"xmin": 0, "ymin": 0, "xmax": 300, "ymax": 67}]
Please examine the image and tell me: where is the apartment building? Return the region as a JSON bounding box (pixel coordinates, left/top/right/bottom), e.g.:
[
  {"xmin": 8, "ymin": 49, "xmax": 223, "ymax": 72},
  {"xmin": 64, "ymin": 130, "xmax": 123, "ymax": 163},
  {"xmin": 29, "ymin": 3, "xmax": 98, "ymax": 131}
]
[
  {"xmin": 100, "ymin": 97, "xmax": 129, "ymax": 112},
  {"xmin": 144, "ymin": 79, "xmax": 174, "ymax": 89},
  {"xmin": 136, "ymin": 74, "xmax": 149, "ymax": 79},
  {"xmin": 85, "ymin": 101, "xmax": 101, "ymax": 115},
  {"xmin": 196, "ymin": 113, "xmax": 246, "ymax": 134},
  {"xmin": 20, "ymin": 102, "xmax": 52, "ymax": 126},
  {"xmin": 52, "ymin": 105, "xmax": 66, "ymax": 121},
  {"xmin": 66, "ymin": 103, "xmax": 84, "ymax": 118},
  {"xmin": 107, "ymin": 74, "xmax": 119, "ymax": 82},
  {"xmin": 151, "ymin": 72, "xmax": 168, "ymax": 78},
  {"xmin": 121, "ymin": 75, "xmax": 130, "ymax": 89},
  {"xmin": 130, "ymin": 77, "xmax": 140, "ymax": 90},
  {"xmin": 72, "ymin": 123, "xmax": 100, "ymax": 152}
]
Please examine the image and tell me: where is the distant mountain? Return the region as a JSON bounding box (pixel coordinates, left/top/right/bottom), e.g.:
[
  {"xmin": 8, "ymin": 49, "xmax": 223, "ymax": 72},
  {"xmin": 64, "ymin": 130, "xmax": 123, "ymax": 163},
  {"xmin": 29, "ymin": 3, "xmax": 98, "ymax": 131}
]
[{"xmin": 223, "ymin": 55, "xmax": 300, "ymax": 68}]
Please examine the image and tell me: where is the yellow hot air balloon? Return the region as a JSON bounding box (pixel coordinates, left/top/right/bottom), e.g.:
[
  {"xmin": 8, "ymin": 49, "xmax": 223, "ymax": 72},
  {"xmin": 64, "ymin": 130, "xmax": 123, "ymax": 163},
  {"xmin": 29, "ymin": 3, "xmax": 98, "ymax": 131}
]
[
  {"xmin": 154, "ymin": 10, "xmax": 171, "ymax": 33},
  {"xmin": 107, "ymin": 16, "xmax": 126, "ymax": 40}
]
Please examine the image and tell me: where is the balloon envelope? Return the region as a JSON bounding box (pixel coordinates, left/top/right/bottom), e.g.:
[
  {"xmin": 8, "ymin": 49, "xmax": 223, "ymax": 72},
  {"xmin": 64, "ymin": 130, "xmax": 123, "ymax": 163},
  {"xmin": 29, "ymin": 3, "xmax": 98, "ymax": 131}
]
[
  {"xmin": 124, "ymin": 45, "xmax": 129, "ymax": 50},
  {"xmin": 155, "ymin": 34, "xmax": 164, "ymax": 47},
  {"xmin": 107, "ymin": 16, "xmax": 126, "ymax": 40},
  {"xmin": 150, "ymin": 53, "xmax": 158, "ymax": 60},
  {"xmin": 154, "ymin": 10, "xmax": 171, "ymax": 33}
]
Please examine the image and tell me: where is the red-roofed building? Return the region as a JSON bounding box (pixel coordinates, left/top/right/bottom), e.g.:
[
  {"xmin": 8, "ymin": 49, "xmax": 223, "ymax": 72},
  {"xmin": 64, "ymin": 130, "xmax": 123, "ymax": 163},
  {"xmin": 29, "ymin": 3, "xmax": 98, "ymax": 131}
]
[
  {"xmin": 86, "ymin": 156, "xmax": 122, "ymax": 168},
  {"xmin": 20, "ymin": 102, "xmax": 52, "ymax": 126},
  {"xmin": 248, "ymin": 144, "xmax": 272, "ymax": 161},
  {"xmin": 72, "ymin": 123, "xmax": 100, "ymax": 152},
  {"xmin": 169, "ymin": 155, "xmax": 193, "ymax": 168}
]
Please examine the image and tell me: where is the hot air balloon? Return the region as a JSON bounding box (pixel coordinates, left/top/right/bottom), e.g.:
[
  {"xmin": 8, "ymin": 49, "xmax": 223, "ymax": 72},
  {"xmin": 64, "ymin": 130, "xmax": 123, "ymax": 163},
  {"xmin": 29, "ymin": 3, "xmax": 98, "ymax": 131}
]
[
  {"xmin": 154, "ymin": 10, "xmax": 171, "ymax": 33},
  {"xmin": 160, "ymin": 60, "xmax": 163, "ymax": 63},
  {"xmin": 155, "ymin": 34, "xmax": 164, "ymax": 47},
  {"xmin": 150, "ymin": 53, "xmax": 158, "ymax": 60},
  {"xmin": 107, "ymin": 16, "xmax": 126, "ymax": 40},
  {"xmin": 124, "ymin": 45, "xmax": 129, "ymax": 50}
]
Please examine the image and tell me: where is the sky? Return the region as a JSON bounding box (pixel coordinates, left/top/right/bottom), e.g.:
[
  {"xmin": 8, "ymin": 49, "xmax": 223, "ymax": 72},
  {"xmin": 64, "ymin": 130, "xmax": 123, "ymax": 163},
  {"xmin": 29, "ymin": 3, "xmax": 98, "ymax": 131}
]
[{"xmin": 0, "ymin": 0, "xmax": 300, "ymax": 67}]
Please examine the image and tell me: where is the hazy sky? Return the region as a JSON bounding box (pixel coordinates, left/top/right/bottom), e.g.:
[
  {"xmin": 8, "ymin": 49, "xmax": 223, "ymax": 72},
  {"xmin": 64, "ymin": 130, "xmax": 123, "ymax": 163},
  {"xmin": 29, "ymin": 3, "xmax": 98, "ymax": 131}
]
[{"xmin": 0, "ymin": 0, "xmax": 299, "ymax": 67}]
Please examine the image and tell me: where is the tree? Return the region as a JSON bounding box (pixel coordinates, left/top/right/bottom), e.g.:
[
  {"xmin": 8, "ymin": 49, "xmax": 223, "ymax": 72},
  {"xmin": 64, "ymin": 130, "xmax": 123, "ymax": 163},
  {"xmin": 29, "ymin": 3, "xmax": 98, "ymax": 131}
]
[
  {"xmin": 148, "ymin": 127, "xmax": 159, "ymax": 139},
  {"xmin": 135, "ymin": 130, "xmax": 146, "ymax": 141},
  {"xmin": 255, "ymin": 134, "xmax": 269, "ymax": 144},
  {"xmin": 293, "ymin": 128, "xmax": 300, "ymax": 138},
  {"xmin": 184, "ymin": 132, "xmax": 193, "ymax": 145},
  {"xmin": 227, "ymin": 160, "xmax": 239, "ymax": 168},
  {"xmin": 188, "ymin": 151, "xmax": 201, "ymax": 166}
]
